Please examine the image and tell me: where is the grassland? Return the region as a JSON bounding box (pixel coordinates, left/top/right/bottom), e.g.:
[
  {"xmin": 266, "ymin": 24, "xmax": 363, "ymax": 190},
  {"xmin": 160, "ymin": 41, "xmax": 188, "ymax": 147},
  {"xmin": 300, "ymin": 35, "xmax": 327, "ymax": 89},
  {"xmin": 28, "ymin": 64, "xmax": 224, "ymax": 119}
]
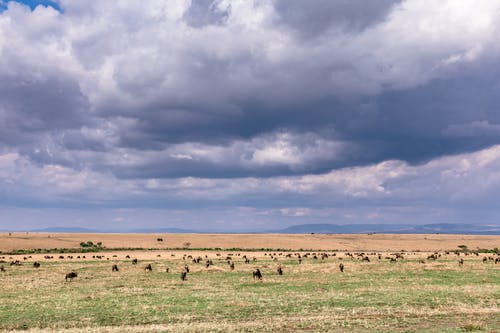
[
  {"xmin": 1, "ymin": 245, "xmax": 499, "ymax": 332},
  {"xmin": 1, "ymin": 232, "xmax": 500, "ymax": 253}
]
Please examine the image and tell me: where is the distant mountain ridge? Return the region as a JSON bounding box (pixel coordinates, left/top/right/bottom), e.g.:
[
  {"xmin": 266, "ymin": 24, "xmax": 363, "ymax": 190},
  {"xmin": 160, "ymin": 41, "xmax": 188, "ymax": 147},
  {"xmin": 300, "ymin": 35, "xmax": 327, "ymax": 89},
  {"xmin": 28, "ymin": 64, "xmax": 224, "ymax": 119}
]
[
  {"xmin": 30, "ymin": 227, "xmax": 196, "ymax": 233},
  {"xmin": 276, "ymin": 223, "xmax": 500, "ymax": 235},
  {"xmin": 13, "ymin": 223, "xmax": 500, "ymax": 235}
]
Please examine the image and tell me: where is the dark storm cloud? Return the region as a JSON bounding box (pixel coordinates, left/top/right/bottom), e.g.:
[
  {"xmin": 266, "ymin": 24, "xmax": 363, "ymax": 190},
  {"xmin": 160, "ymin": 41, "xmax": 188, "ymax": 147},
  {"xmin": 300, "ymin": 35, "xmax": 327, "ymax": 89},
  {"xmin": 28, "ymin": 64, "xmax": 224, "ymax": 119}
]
[
  {"xmin": 273, "ymin": 0, "xmax": 401, "ymax": 37},
  {"xmin": 183, "ymin": 0, "xmax": 228, "ymax": 28},
  {"xmin": 0, "ymin": 74, "xmax": 89, "ymax": 145},
  {"xmin": 2, "ymin": 0, "xmax": 500, "ymax": 182}
]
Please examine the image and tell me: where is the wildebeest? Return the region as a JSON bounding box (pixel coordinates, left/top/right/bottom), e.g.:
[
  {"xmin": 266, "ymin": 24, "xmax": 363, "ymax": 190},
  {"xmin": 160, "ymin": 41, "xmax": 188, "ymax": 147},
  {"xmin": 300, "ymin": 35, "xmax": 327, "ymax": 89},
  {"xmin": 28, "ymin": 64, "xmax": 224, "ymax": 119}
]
[
  {"xmin": 180, "ymin": 270, "xmax": 187, "ymax": 281},
  {"xmin": 339, "ymin": 263, "xmax": 344, "ymax": 273},
  {"xmin": 33, "ymin": 261, "xmax": 40, "ymax": 268},
  {"xmin": 0, "ymin": 265, "xmax": 5, "ymax": 272},
  {"xmin": 144, "ymin": 264, "xmax": 152, "ymax": 272},
  {"xmin": 112, "ymin": 264, "xmax": 119, "ymax": 272},
  {"xmin": 277, "ymin": 265, "xmax": 283, "ymax": 275},
  {"xmin": 132, "ymin": 258, "xmax": 138, "ymax": 265},
  {"xmin": 458, "ymin": 258, "xmax": 464, "ymax": 266},
  {"xmin": 184, "ymin": 264, "xmax": 190, "ymax": 273},
  {"xmin": 165, "ymin": 267, "xmax": 170, "ymax": 273},
  {"xmin": 65, "ymin": 271, "xmax": 78, "ymax": 281},
  {"xmin": 229, "ymin": 262, "xmax": 235, "ymax": 271},
  {"xmin": 253, "ymin": 268, "xmax": 262, "ymax": 280}
]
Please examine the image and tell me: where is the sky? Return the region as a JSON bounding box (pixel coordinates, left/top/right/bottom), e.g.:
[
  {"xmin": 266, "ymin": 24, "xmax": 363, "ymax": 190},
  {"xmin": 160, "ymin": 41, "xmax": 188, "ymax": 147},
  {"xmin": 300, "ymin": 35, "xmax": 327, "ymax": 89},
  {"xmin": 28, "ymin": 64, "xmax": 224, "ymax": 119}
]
[{"xmin": 1, "ymin": 0, "xmax": 500, "ymax": 231}]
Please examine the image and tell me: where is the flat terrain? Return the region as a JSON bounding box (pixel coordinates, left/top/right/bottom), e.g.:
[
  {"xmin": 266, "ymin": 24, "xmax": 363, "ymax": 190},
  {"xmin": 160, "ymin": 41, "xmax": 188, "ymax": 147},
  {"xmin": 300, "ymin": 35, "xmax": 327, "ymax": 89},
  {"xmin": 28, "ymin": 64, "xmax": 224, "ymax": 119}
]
[
  {"xmin": 0, "ymin": 234, "xmax": 499, "ymax": 332},
  {"xmin": 1, "ymin": 232, "xmax": 499, "ymax": 252}
]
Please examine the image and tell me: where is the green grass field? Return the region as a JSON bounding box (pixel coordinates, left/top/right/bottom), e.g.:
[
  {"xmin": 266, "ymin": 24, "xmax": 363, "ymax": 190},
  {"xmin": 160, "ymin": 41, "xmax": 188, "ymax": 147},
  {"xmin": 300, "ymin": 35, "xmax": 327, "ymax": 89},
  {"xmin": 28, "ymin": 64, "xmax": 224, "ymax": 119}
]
[{"xmin": 0, "ymin": 253, "xmax": 499, "ymax": 332}]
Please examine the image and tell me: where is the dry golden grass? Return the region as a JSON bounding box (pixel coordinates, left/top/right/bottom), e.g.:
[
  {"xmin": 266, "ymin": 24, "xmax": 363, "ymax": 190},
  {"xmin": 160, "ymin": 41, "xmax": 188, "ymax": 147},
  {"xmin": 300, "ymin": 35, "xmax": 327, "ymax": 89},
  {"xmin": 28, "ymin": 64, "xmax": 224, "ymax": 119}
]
[
  {"xmin": 0, "ymin": 250, "xmax": 499, "ymax": 333},
  {"xmin": 1, "ymin": 232, "xmax": 499, "ymax": 252}
]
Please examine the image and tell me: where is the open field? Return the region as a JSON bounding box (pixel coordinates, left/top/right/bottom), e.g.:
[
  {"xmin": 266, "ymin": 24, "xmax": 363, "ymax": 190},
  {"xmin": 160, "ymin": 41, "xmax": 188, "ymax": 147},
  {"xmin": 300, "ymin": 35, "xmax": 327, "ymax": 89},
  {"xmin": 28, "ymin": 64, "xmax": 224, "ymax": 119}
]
[
  {"xmin": 1, "ymin": 232, "xmax": 499, "ymax": 253},
  {"xmin": 0, "ymin": 234, "xmax": 499, "ymax": 332}
]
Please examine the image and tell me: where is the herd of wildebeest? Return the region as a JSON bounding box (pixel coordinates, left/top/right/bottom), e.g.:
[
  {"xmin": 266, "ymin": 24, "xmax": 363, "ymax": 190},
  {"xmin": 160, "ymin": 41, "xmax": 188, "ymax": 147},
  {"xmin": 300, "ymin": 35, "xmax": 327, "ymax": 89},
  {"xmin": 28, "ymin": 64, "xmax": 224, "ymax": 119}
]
[{"xmin": 0, "ymin": 249, "xmax": 499, "ymax": 282}]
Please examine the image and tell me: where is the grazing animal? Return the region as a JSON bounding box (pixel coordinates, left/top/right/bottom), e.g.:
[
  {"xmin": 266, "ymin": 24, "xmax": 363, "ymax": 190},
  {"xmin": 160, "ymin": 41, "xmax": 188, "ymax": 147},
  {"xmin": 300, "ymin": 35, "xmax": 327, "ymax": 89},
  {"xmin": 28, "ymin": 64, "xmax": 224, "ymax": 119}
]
[
  {"xmin": 112, "ymin": 264, "xmax": 119, "ymax": 272},
  {"xmin": 184, "ymin": 264, "xmax": 190, "ymax": 273},
  {"xmin": 65, "ymin": 272, "xmax": 78, "ymax": 281},
  {"xmin": 33, "ymin": 262, "xmax": 40, "ymax": 268},
  {"xmin": 277, "ymin": 265, "xmax": 283, "ymax": 275},
  {"xmin": 132, "ymin": 258, "xmax": 138, "ymax": 265},
  {"xmin": 180, "ymin": 270, "xmax": 187, "ymax": 281},
  {"xmin": 0, "ymin": 265, "xmax": 5, "ymax": 272},
  {"xmin": 230, "ymin": 262, "xmax": 235, "ymax": 271},
  {"xmin": 339, "ymin": 263, "xmax": 344, "ymax": 273},
  {"xmin": 144, "ymin": 264, "xmax": 153, "ymax": 272},
  {"xmin": 362, "ymin": 256, "xmax": 370, "ymax": 262},
  {"xmin": 253, "ymin": 268, "xmax": 263, "ymax": 280},
  {"xmin": 458, "ymin": 258, "xmax": 464, "ymax": 266},
  {"xmin": 165, "ymin": 267, "xmax": 170, "ymax": 273}
]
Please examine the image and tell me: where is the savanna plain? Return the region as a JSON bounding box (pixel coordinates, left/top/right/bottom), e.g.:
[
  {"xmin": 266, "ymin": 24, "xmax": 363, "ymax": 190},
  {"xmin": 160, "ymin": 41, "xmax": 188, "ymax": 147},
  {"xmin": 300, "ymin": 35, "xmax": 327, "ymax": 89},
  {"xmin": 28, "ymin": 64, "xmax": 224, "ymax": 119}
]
[{"xmin": 0, "ymin": 233, "xmax": 499, "ymax": 332}]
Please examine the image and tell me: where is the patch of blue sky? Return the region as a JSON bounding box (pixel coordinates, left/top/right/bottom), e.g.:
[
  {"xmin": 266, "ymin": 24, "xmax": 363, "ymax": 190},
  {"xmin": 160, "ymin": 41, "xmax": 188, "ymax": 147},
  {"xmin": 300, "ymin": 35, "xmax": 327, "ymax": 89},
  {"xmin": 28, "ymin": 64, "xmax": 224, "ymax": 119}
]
[{"xmin": 0, "ymin": 0, "xmax": 61, "ymax": 12}]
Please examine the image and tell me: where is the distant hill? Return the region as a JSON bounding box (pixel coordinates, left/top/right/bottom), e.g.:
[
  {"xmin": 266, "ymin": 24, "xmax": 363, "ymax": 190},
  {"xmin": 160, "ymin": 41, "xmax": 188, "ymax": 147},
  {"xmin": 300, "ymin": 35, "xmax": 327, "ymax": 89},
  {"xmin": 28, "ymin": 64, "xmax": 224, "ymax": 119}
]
[
  {"xmin": 276, "ymin": 223, "xmax": 500, "ymax": 235},
  {"xmin": 31, "ymin": 227, "xmax": 101, "ymax": 233},
  {"xmin": 13, "ymin": 223, "xmax": 500, "ymax": 235},
  {"xmin": 29, "ymin": 227, "xmax": 195, "ymax": 233}
]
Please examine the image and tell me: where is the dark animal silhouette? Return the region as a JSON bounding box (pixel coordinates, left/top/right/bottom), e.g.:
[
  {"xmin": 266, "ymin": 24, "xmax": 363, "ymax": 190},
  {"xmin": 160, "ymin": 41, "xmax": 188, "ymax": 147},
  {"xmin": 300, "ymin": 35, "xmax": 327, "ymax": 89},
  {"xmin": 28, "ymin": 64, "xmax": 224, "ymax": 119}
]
[
  {"xmin": 0, "ymin": 265, "xmax": 5, "ymax": 272},
  {"xmin": 33, "ymin": 262, "xmax": 40, "ymax": 268},
  {"xmin": 112, "ymin": 264, "xmax": 119, "ymax": 272},
  {"xmin": 458, "ymin": 258, "xmax": 464, "ymax": 266},
  {"xmin": 277, "ymin": 265, "xmax": 283, "ymax": 275},
  {"xmin": 184, "ymin": 264, "xmax": 190, "ymax": 273},
  {"xmin": 165, "ymin": 267, "xmax": 170, "ymax": 273},
  {"xmin": 180, "ymin": 270, "xmax": 187, "ymax": 281},
  {"xmin": 230, "ymin": 262, "xmax": 235, "ymax": 271},
  {"xmin": 65, "ymin": 272, "xmax": 78, "ymax": 281},
  {"xmin": 132, "ymin": 258, "xmax": 138, "ymax": 265},
  {"xmin": 144, "ymin": 264, "xmax": 152, "ymax": 272},
  {"xmin": 253, "ymin": 268, "xmax": 262, "ymax": 280},
  {"xmin": 339, "ymin": 263, "xmax": 344, "ymax": 273}
]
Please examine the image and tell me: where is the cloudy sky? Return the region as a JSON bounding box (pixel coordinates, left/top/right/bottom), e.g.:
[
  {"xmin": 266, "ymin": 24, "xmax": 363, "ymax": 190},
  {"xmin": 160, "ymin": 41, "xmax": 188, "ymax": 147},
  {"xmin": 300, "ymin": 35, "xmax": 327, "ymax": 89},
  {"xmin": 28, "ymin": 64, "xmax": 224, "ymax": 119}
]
[{"xmin": 1, "ymin": 0, "xmax": 500, "ymax": 231}]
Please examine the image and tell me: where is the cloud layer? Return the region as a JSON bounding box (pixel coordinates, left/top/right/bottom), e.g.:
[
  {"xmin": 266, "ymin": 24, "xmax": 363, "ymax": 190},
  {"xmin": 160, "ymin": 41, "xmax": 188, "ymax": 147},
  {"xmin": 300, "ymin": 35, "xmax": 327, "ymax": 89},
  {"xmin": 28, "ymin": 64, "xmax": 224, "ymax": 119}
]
[{"xmin": 1, "ymin": 0, "xmax": 500, "ymax": 230}]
